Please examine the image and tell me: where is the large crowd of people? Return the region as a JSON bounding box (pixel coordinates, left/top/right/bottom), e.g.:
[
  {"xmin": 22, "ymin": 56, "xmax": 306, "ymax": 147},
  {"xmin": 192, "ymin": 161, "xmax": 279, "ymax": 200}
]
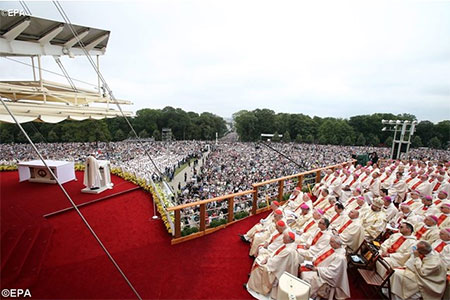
[
  {"xmin": 178, "ymin": 144, "xmax": 450, "ymax": 203},
  {"xmin": 239, "ymin": 158, "xmax": 450, "ymax": 299},
  {"xmin": 1, "ymin": 139, "xmax": 450, "ymax": 299},
  {"xmin": 0, "ymin": 141, "xmax": 208, "ymax": 182}
]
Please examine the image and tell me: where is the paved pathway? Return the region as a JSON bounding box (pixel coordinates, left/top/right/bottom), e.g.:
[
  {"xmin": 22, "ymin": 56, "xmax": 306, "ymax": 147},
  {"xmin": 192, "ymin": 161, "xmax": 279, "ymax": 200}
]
[{"xmin": 169, "ymin": 149, "xmax": 210, "ymax": 193}]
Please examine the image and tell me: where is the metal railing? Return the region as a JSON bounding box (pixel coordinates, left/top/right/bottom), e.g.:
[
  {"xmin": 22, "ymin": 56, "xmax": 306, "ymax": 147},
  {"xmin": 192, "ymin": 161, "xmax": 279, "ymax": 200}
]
[{"xmin": 166, "ymin": 160, "xmax": 356, "ymax": 240}]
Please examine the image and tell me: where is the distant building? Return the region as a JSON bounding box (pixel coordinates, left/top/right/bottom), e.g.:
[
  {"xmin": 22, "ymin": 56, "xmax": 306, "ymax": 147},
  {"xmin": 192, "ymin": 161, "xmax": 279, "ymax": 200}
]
[
  {"xmin": 162, "ymin": 128, "xmax": 173, "ymax": 141},
  {"xmin": 261, "ymin": 133, "xmax": 283, "ymax": 142}
]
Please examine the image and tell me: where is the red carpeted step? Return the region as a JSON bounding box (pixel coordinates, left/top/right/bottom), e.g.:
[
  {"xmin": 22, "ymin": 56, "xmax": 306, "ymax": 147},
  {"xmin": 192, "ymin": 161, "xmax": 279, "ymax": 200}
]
[
  {"xmin": 1, "ymin": 228, "xmax": 25, "ymax": 270},
  {"xmin": 1, "ymin": 225, "xmax": 41, "ymax": 286},
  {"xmin": 11, "ymin": 222, "xmax": 54, "ymax": 289},
  {"xmin": 3, "ymin": 204, "xmax": 36, "ymax": 227}
]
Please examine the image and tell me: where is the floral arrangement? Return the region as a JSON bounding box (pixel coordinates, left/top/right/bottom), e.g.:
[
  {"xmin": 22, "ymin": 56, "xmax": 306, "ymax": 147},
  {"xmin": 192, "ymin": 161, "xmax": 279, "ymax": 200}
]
[
  {"xmin": 105, "ymin": 166, "xmax": 175, "ymax": 234},
  {"xmin": 0, "ymin": 164, "xmax": 18, "ymax": 171},
  {"xmin": 2, "ymin": 162, "xmax": 175, "ymax": 235}
]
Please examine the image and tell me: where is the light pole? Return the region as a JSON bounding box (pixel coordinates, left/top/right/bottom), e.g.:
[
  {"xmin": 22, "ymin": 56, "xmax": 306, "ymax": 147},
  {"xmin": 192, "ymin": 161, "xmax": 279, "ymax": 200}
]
[{"xmin": 382, "ymin": 120, "xmax": 417, "ymax": 159}]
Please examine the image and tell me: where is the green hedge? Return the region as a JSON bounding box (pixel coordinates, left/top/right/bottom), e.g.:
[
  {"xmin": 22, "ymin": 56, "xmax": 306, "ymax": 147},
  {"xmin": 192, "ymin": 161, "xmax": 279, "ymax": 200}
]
[
  {"xmin": 181, "ymin": 226, "xmax": 199, "ymax": 236},
  {"xmin": 209, "ymin": 218, "xmax": 227, "ymax": 228},
  {"xmin": 234, "ymin": 211, "xmax": 249, "ymax": 220}
]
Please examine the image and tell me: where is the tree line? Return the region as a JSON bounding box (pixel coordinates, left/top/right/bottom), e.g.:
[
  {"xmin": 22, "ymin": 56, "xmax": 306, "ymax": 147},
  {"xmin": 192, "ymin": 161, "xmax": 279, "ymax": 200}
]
[
  {"xmin": 233, "ymin": 109, "xmax": 449, "ymax": 149},
  {"xmin": 0, "ymin": 107, "xmax": 448, "ymax": 149},
  {"xmin": 0, "ymin": 106, "xmax": 228, "ymax": 143}
]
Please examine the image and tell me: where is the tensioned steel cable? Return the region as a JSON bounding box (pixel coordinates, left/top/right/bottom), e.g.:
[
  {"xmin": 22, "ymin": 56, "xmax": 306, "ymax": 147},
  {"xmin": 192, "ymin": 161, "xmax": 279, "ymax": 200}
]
[
  {"xmin": 53, "ymin": 56, "xmax": 78, "ymax": 92},
  {"xmin": 1, "ymin": 97, "xmax": 142, "ymax": 300},
  {"xmin": 2, "ymin": 57, "xmax": 99, "ymax": 88},
  {"xmin": 8, "ymin": 2, "xmax": 143, "ymax": 299},
  {"xmin": 257, "ymin": 140, "xmax": 305, "ymax": 169},
  {"xmin": 52, "ymin": 1, "xmax": 174, "ymax": 195},
  {"xmin": 19, "ymin": 0, "xmax": 32, "ymax": 15}
]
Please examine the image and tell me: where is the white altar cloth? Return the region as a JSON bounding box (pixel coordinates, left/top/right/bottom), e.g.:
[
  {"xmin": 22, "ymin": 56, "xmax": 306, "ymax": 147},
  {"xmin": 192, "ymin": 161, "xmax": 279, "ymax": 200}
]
[{"xmin": 18, "ymin": 160, "xmax": 75, "ymax": 184}]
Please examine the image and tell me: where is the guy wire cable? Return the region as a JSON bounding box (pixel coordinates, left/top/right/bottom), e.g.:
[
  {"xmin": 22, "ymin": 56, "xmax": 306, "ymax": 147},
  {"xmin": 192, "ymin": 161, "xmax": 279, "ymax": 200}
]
[
  {"xmin": 12, "ymin": 2, "xmax": 143, "ymax": 299},
  {"xmin": 1, "ymin": 97, "xmax": 143, "ymax": 300},
  {"xmin": 52, "ymin": 1, "xmax": 175, "ymax": 197},
  {"xmin": 257, "ymin": 140, "xmax": 305, "ymax": 169},
  {"xmin": 2, "ymin": 57, "xmax": 99, "ymax": 89}
]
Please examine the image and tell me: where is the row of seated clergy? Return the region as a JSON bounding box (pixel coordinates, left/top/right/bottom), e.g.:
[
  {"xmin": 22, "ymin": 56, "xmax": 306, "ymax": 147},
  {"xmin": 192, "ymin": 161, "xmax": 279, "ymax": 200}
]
[
  {"xmin": 247, "ymin": 231, "xmax": 299, "ymax": 298},
  {"xmin": 313, "ymin": 164, "xmax": 449, "ymax": 206},
  {"xmin": 283, "ymin": 192, "xmax": 365, "ymax": 253},
  {"xmin": 287, "ymin": 189, "xmax": 448, "ymax": 249},
  {"xmin": 299, "ymin": 235, "xmax": 350, "ymax": 299},
  {"xmin": 389, "ymin": 199, "xmax": 450, "ymax": 233},
  {"xmin": 390, "ymin": 240, "xmax": 447, "ymax": 300},
  {"xmin": 248, "ymin": 209, "xmax": 284, "ymax": 256},
  {"xmin": 378, "ymin": 224, "xmax": 450, "ymax": 273},
  {"xmin": 243, "ymin": 158, "xmax": 450, "ymax": 299},
  {"xmin": 241, "ymin": 201, "xmax": 282, "ymax": 244}
]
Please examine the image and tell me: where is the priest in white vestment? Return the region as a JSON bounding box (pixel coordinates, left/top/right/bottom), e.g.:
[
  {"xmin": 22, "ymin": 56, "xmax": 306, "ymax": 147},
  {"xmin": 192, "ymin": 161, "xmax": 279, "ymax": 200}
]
[
  {"xmin": 431, "ymin": 228, "xmax": 450, "ymax": 267},
  {"xmin": 84, "ymin": 154, "xmax": 102, "ymax": 189},
  {"xmin": 436, "ymin": 203, "xmax": 450, "ymax": 229},
  {"xmin": 297, "ymin": 218, "xmax": 332, "ymax": 261},
  {"xmin": 334, "ymin": 210, "xmax": 364, "ymax": 252},
  {"xmin": 361, "ymin": 198, "xmax": 387, "ymax": 241},
  {"xmin": 380, "ymin": 222, "xmax": 416, "ymax": 267},
  {"xmin": 299, "ymin": 236, "xmax": 351, "ymax": 299},
  {"xmin": 390, "ymin": 172, "xmax": 408, "ymax": 203},
  {"xmin": 414, "ymin": 215, "xmax": 440, "ymax": 245},
  {"xmin": 382, "ymin": 196, "xmax": 398, "ymax": 223},
  {"xmin": 313, "ymin": 189, "xmax": 331, "ymax": 210},
  {"xmin": 246, "ymin": 231, "xmax": 300, "ymax": 297},
  {"xmin": 390, "ymin": 241, "xmax": 446, "ymax": 300},
  {"xmin": 252, "ymin": 219, "xmax": 286, "ymax": 257},
  {"xmin": 289, "ymin": 204, "xmax": 312, "ymax": 231},
  {"xmin": 241, "ymin": 203, "xmax": 281, "ymax": 242},
  {"xmin": 296, "ymin": 209, "xmax": 324, "ymax": 244}
]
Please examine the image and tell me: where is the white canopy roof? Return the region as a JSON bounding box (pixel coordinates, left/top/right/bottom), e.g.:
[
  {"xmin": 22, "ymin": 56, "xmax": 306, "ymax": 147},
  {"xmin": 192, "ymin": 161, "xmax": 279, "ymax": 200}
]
[
  {"xmin": 0, "ymin": 100, "xmax": 131, "ymax": 124},
  {"xmin": 0, "ymin": 14, "xmax": 110, "ymax": 57}
]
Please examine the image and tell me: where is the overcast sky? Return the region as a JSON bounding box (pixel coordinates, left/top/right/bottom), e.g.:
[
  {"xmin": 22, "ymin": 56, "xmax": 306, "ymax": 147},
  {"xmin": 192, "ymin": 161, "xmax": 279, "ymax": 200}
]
[{"xmin": 1, "ymin": 0, "xmax": 449, "ymax": 122}]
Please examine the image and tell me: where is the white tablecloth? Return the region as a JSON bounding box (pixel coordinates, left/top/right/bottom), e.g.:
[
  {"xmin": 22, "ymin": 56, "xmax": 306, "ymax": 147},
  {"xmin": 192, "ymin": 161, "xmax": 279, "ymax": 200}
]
[{"xmin": 18, "ymin": 160, "xmax": 75, "ymax": 184}]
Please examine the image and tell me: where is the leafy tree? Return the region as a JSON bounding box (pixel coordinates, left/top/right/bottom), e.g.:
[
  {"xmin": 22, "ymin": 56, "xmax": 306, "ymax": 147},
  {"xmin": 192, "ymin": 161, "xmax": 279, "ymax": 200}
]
[
  {"xmin": 31, "ymin": 132, "xmax": 44, "ymax": 143},
  {"xmin": 139, "ymin": 129, "xmax": 149, "ymax": 138},
  {"xmin": 411, "ymin": 136, "xmax": 423, "ymax": 148},
  {"xmin": 272, "ymin": 131, "xmax": 281, "ymax": 142},
  {"xmin": 282, "ymin": 131, "xmax": 291, "ymax": 143},
  {"xmin": 385, "ymin": 136, "xmax": 393, "ymax": 147},
  {"xmin": 234, "ymin": 110, "xmax": 259, "ymax": 141},
  {"xmin": 372, "ymin": 135, "xmax": 380, "ymax": 146},
  {"xmin": 16, "ymin": 131, "xmax": 27, "ymax": 143},
  {"xmin": 435, "ymin": 121, "xmax": 450, "ymax": 147},
  {"xmin": 114, "ymin": 129, "xmax": 126, "ymax": 141},
  {"xmin": 318, "ymin": 119, "xmax": 354, "ymax": 145},
  {"xmin": 342, "ymin": 136, "xmax": 353, "ymax": 146},
  {"xmin": 152, "ymin": 129, "xmax": 161, "ymax": 141},
  {"xmin": 0, "ymin": 129, "xmax": 14, "ymax": 143},
  {"xmin": 318, "ymin": 135, "xmax": 327, "ymax": 145},
  {"xmin": 304, "ymin": 134, "xmax": 314, "ymax": 144},
  {"xmin": 415, "ymin": 121, "xmax": 434, "ymax": 146},
  {"xmin": 295, "ymin": 134, "xmax": 302, "ymax": 143},
  {"xmin": 47, "ymin": 130, "xmax": 59, "ymax": 142},
  {"xmin": 356, "ymin": 133, "xmax": 366, "ymax": 146},
  {"xmin": 429, "ymin": 137, "xmax": 442, "ymax": 149}
]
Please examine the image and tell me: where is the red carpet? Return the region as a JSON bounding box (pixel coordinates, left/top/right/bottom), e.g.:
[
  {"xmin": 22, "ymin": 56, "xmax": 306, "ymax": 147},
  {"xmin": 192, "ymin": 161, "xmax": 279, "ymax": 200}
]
[{"xmin": 1, "ymin": 171, "xmax": 370, "ymax": 299}]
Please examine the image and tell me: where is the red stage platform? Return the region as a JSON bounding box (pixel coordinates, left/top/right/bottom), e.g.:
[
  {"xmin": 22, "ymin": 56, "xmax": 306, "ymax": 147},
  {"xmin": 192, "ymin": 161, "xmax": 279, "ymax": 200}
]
[{"xmin": 0, "ymin": 170, "xmax": 370, "ymax": 299}]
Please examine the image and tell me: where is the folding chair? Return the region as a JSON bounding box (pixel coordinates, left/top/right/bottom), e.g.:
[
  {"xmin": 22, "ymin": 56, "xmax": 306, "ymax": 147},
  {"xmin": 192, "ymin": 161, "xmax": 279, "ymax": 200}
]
[{"xmin": 356, "ymin": 256, "xmax": 394, "ymax": 299}]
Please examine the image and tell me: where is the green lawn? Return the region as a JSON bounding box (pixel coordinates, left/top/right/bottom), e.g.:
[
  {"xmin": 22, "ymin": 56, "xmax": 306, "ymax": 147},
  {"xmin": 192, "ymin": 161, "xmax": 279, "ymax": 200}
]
[{"xmin": 174, "ymin": 158, "xmax": 196, "ymax": 177}]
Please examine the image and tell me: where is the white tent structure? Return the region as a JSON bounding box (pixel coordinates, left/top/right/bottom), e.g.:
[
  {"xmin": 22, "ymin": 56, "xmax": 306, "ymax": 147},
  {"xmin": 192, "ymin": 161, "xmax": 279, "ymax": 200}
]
[
  {"xmin": 1, "ymin": 6, "xmax": 142, "ymax": 299},
  {"xmin": 0, "ymin": 14, "xmax": 133, "ymax": 123}
]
